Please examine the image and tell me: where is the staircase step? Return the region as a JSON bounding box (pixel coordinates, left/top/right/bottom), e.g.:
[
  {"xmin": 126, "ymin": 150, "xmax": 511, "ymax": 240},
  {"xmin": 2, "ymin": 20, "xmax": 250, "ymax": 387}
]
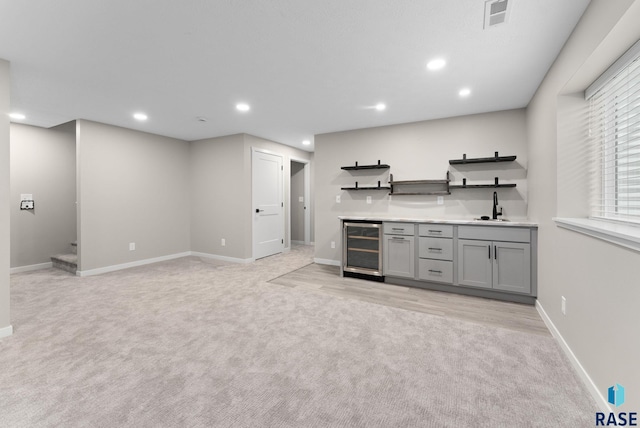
[
  {"xmin": 70, "ymin": 241, "xmax": 77, "ymax": 255},
  {"xmin": 51, "ymin": 253, "xmax": 77, "ymax": 274}
]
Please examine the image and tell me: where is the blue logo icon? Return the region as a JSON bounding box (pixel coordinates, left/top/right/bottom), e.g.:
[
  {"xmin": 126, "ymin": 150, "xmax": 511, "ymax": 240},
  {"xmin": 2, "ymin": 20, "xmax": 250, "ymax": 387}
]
[{"xmin": 608, "ymin": 384, "xmax": 625, "ymax": 407}]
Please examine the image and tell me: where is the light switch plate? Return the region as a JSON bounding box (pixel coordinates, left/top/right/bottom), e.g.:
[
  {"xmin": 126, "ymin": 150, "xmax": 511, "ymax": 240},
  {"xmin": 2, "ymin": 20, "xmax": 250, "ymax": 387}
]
[
  {"xmin": 366, "ymin": 196, "xmax": 372, "ymax": 204},
  {"xmin": 129, "ymin": 242, "xmax": 136, "ymax": 251},
  {"xmin": 437, "ymin": 196, "xmax": 444, "ymax": 205},
  {"xmin": 298, "ymin": 196, "xmax": 304, "ymax": 202},
  {"xmin": 336, "ymin": 195, "xmax": 341, "ymax": 203}
]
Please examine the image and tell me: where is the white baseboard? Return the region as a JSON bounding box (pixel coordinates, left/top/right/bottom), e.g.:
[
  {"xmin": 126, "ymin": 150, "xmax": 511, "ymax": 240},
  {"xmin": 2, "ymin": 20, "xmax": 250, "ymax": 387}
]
[
  {"xmin": 536, "ymin": 301, "xmax": 611, "ymax": 413},
  {"xmin": 291, "ymin": 240, "xmax": 304, "ymax": 245},
  {"xmin": 77, "ymin": 252, "xmax": 191, "ymax": 277},
  {"xmin": 191, "ymin": 251, "xmax": 254, "ymax": 264},
  {"xmin": 10, "ymin": 262, "xmax": 53, "ymax": 274},
  {"xmin": 314, "ymin": 258, "xmax": 340, "ymax": 266},
  {"xmin": 0, "ymin": 325, "xmax": 13, "ymax": 339}
]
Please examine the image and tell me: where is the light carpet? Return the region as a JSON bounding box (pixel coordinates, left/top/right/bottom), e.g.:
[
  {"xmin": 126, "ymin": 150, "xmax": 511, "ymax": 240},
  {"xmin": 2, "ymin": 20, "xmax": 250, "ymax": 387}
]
[{"xmin": 1, "ymin": 245, "xmax": 597, "ymax": 427}]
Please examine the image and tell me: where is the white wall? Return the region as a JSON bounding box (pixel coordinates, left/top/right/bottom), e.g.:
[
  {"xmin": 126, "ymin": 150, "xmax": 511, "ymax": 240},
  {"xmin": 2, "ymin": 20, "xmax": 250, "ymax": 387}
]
[
  {"xmin": 314, "ymin": 109, "xmax": 528, "ymax": 263},
  {"xmin": 76, "ymin": 120, "xmax": 191, "ymax": 273},
  {"xmin": 0, "ymin": 59, "xmax": 10, "ymax": 336},
  {"xmin": 10, "ymin": 122, "xmax": 76, "ymax": 269},
  {"xmin": 527, "ymin": 0, "xmax": 640, "ymax": 409}
]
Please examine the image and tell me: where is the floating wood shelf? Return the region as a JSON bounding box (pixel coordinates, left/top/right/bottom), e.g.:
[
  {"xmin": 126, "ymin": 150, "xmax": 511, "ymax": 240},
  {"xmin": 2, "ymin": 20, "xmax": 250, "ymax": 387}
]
[
  {"xmin": 450, "ymin": 177, "xmax": 516, "ymax": 189},
  {"xmin": 389, "ymin": 172, "xmax": 451, "ymax": 195},
  {"xmin": 341, "ymin": 180, "xmax": 390, "ymax": 191},
  {"xmin": 341, "ymin": 186, "xmax": 391, "ymax": 191},
  {"xmin": 341, "ymin": 160, "xmax": 390, "ymax": 170},
  {"xmin": 450, "ymin": 184, "xmax": 517, "ymax": 189},
  {"xmin": 449, "ymin": 152, "xmax": 517, "ymax": 165},
  {"xmin": 390, "ymin": 191, "xmax": 451, "ymax": 196}
]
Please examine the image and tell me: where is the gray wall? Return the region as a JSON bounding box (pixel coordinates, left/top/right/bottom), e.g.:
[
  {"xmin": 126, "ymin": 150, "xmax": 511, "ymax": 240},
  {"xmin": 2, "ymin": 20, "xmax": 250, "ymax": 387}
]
[
  {"xmin": 10, "ymin": 122, "xmax": 76, "ymax": 268},
  {"xmin": 243, "ymin": 134, "xmax": 313, "ymax": 256},
  {"xmin": 290, "ymin": 161, "xmax": 305, "ymax": 242},
  {"xmin": 0, "ymin": 59, "xmax": 10, "ymax": 334},
  {"xmin": 76, "ymin": 120, "xmax": 191, "ymax": 272},
  {"xmin": 314, "ymin": 109, "xmax": 528, "ymax": 263},
  {"xmin": 190, "ymin": 134, "xmax": 247, "ymax": 260},
  {"xmin": 189, "ymin": 133, "xmax": 313, "ymax": 260},
  {"xmin": 527, "ymin": 0, "xmax": 640, "ymax": 408}
]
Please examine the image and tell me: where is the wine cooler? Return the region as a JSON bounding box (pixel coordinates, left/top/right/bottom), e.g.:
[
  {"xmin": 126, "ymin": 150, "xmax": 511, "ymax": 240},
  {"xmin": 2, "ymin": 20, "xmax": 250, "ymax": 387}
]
[{"xmin": 342, "ymin": 221, "xmax": 383, "ymax": 279}]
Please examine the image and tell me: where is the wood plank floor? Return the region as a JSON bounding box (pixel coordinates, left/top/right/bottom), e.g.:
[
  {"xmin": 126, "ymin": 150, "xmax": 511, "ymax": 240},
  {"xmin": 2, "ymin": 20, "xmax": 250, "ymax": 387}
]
[{"xmin": 269, "ymin": 263, "xmax": 550, "ymax": 336}]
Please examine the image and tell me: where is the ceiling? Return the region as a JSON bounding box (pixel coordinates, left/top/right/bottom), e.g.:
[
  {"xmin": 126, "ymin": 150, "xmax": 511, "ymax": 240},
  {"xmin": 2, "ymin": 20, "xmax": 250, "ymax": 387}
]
[{"xmin": 0, "ymin": 0, "xmax": 591, "ymax": 152}]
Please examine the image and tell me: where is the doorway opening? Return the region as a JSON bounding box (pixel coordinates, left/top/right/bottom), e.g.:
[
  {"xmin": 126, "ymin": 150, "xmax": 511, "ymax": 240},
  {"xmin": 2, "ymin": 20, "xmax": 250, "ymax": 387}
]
[{"xmin": 290, "ymin": 158, "xmax": 310, "ymax": 245}]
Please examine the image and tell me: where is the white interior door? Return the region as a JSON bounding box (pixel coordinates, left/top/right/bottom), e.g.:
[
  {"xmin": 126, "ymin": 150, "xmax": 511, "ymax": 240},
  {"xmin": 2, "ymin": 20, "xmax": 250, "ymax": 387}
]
[{"xmin": 252, "ymin": 149, "xmax": 284, "ymax": 259}]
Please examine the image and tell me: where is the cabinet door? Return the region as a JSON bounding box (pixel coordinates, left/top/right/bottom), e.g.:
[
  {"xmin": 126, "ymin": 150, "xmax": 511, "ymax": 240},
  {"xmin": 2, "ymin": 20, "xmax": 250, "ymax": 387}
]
[
  {"xmin": 493, "ymin": 242, "xmax": 531, "ymax": 294},
  {"xmin": 457, "ymin": 239, "xmax": 492, "ymax": 289},
  {"xmin": 383, "ymin": 235, "xmax": 415, "ymax": 278}
]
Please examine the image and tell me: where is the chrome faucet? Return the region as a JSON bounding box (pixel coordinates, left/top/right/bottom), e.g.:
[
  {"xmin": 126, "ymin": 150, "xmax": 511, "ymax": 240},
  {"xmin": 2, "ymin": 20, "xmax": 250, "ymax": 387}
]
[{"xmin": 492, "ymin": 191, "xmax": 502, "ymax": 220}]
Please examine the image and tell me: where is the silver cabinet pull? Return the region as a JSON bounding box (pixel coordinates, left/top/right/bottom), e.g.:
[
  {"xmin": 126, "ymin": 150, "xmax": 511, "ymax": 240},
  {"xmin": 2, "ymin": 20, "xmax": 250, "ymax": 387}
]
[
  {"xmin": 428, "ymin": 269, "xmax": 442, "ymax": 274},
  {"xmin": 428, "ymin": 230, "xmax": 442, "ymax": 233},
  {"xmin": 428, "ymin": 247, "xmax": 442, "ymax": 251},
  {"xmin": 391, "ymin": 236, "xmax": 405, "ymax": 240}
]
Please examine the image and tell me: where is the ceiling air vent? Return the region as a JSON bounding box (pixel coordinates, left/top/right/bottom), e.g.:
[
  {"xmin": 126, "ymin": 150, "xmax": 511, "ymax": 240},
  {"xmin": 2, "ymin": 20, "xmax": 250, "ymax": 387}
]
[{"xmin": 484, "ymin": 0, "xmax": 509, "ymax": 29}]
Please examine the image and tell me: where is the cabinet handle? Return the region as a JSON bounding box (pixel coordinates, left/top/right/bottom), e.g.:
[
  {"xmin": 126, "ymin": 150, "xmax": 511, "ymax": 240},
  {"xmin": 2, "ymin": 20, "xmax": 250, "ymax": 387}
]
[
  {"xmin": 428, "ymin": 247, "xmax": 442, "ymax": 251},
  {"xmin": 494, "ymin": 245, "xmax": 497, "ymax": 260},
  {"xmin": 392, "ymin": 228, "xmax": 404, "ymax": 231},
  {"xmin": 428, "ymin": 269, "xmax": 442, "ymax": 274},
  {"xmin": 392, "ymin": 236, "xmax": 405, "ymax": 240},
  {"xmin": 428, "ymin": 230, "xmax": 442, "ymax": 233},
  {"xmin": 488, "ymin": 245, "xmax": 491, "ymax": 259}
]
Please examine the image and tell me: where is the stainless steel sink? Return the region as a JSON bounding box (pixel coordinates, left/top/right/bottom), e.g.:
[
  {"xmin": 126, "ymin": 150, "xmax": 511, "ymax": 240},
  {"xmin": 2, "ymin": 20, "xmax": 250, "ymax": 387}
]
[{"xmin": 473, "ymin": 218, "xmax": 510, "ymax": 222}]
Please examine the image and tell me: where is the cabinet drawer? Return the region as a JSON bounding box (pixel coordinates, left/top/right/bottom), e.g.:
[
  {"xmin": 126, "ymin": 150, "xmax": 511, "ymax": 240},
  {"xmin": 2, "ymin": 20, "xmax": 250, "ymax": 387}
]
[
  {"xmin": 383, "ymin": 222, "xmax": 415, "ymax": 236},
  {"xmin": 418, "ymin": 237, "xmax": 453, "ymax": 260},
  {"xmin": 458, "ymin": 226, "xmax": 530, "ymax": 243},
  {"xmin": 418, "ymin": 224, "xmax": 453, "ymax": 238},
  {"xmin": 418, "ymin": 259, "xmax": 453, "ymax": 284}
]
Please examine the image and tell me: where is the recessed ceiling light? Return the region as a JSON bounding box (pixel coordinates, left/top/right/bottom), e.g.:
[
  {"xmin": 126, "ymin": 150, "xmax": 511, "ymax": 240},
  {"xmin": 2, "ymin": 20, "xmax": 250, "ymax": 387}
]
[
  {"xmin": 133, "ymin": 112, "xmax": 148, "ymax": 121},
  {"xmin": 302, "ymin": 140, "xmax": 311, "ymax": 146},
  {"xmin": 9, "ymin": 113, "xmax": 26, "ymax": 120},
  {"xmin": 459, "ymin": 88, "xmax": 471, "ymax": 97},
  {"xmin": 427, "ymin": 58, "xmax": 446, "ymax": 71},
  {"xmin": 236, "ymin": 103, "xmax": 250, "ymax": 112},
  {"xmin": 375, "ymin": 103, "xmax": 386, "ymax": 111}
]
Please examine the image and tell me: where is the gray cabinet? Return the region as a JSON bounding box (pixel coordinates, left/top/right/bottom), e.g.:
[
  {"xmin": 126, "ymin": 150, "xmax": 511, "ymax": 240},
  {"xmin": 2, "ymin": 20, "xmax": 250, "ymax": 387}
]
[
  {"xmin": 383, "ymin": 223, "xmax": 415, "ymax": 278},
  {"xmin": 457, "ymin": 239, "xmax": 531, "ymax": 294},
  {"xmin": 418, "ymin": 225, "xmax": 454, "ymax": 284}
]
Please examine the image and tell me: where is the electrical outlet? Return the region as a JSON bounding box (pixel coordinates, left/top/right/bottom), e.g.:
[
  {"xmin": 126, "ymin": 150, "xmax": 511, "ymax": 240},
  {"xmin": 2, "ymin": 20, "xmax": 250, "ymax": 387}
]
[
  {"xmin": 437, "ymin": 196, "xmax": 444, "ymax": 205},
  {"xmin": 561, "ymin": 296, "xmax": 566, "ymax": 315},
  {"xmin": 336, "ymin": 195, "xmax": 341, "ymax": 203},
  {"xmin": 331, "ymin": 241, "xmax": 336, "ymax": 249},
  {"xmin": 366, "ymin": 196, "xmax": 372, "ymax": 204},
  {"xmin": 221, "ymin": 238, "xmax": 226, "ymax": 246},
  {"xmin": 129, "ymin": 242, "xmax": 135, "ymax": 251}
]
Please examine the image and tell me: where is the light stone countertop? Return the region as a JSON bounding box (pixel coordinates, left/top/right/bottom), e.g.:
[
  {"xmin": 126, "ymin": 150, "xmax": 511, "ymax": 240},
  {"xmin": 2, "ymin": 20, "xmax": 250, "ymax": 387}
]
[{"xmin": 338, "ymin": 216, "xmax": 538, "ymax": 228}]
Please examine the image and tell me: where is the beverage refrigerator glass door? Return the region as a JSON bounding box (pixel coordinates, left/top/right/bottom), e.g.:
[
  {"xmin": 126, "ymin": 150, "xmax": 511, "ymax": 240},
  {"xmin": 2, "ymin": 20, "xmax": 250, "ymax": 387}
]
[{"xmin": 343, "ymin": 222, "xmax": 383, "ymax": 276}]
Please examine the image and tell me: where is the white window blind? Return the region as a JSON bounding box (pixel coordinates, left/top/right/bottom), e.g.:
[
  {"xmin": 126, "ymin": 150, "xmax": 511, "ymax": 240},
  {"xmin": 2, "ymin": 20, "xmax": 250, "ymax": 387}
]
[{"xmin": 587, "ymin": 40, "xmax": 640, "ymax": 224}]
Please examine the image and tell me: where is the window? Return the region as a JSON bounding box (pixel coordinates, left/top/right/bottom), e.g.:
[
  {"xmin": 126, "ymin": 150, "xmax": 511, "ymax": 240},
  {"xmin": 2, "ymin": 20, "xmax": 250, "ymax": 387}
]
[{"xmin": 587, "ymin": 40, "xmax": 640, "ymax": 224}]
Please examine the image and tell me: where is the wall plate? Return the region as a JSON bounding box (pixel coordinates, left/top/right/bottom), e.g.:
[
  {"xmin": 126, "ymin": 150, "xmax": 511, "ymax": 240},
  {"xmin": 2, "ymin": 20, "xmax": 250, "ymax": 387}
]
[{"xmin": 20, "ymin": 200, "xmax": 34, "ymax": 210}]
